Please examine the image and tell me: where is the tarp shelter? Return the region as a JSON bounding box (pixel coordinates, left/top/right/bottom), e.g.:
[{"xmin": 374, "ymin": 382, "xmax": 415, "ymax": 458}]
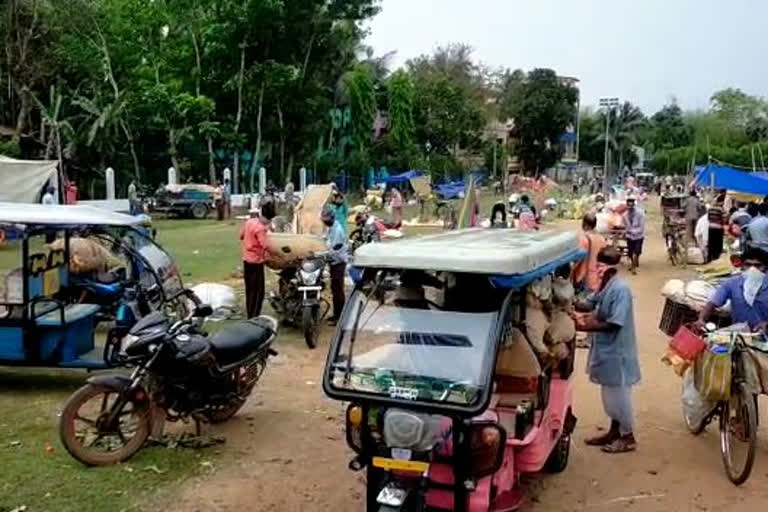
[
  {"xmin": 693, "ymin": 163, "xmax": 768, "ymax": 196},
  {"xmin": 0, "ymin": 156, "xmax": 58, "ymax": 203},
  {"xmin": 375, "ymin": 170, "xmax": 424, "ymax": 186}
]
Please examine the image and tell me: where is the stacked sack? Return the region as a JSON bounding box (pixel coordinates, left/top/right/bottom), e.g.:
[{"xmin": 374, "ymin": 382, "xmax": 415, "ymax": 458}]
[{"xmin": 524, "ymin": 275, "xmax": 576, "ymax": 365}]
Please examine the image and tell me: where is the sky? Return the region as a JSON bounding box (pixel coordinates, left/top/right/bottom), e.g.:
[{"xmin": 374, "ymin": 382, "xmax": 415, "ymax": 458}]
[{"xmin": 365, "ymin": 0, "xmax": 766, "ymax": 115}]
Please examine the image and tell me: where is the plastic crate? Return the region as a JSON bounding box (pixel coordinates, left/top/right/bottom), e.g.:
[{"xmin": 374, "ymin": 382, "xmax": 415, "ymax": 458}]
[{"xmin": 659, "ymin": 298, "xmax": 698, "ymax": 336}]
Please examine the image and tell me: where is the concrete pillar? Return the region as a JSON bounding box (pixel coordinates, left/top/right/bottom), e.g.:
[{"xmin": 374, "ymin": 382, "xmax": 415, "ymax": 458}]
[
  {"xmin": 299, "ymin": 167, "xmax": 307, "ymax": 192},
  {"xmin": 105, "ymin": 167, "xmax": 115, "ymax": 200},
  {"xmin": 259, "ymin": 167, "xmax": 266, "ymax": 195},
  {"xmin": 167, "ymin": 167, "xmax": 177, "ymax": 185}
]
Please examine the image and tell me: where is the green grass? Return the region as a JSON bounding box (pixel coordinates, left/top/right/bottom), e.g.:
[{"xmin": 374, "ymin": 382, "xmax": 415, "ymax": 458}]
[
  {"xmin": 0, "ymin": 369, "xmax": 216, "ymax": 512},
  {"xmin": 0, "ymin": 219, "xmax": 244, "ymax": 512}
]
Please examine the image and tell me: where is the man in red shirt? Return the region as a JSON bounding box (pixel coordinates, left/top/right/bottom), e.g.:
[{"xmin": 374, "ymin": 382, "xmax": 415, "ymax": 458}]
[{"xmin": 240, "ymin": 201, "xmax": 275, "ymax": 318}]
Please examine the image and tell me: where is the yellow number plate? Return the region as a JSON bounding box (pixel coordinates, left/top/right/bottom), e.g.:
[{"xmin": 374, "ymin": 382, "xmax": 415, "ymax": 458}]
[{"xmin": 372, "ymin": 456, "xmax": 429, "ymax": 473}]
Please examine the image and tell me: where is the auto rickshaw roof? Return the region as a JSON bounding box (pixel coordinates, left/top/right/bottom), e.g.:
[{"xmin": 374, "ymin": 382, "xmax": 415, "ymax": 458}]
[
  {"xmin": 0, "ymin": 203, "xmax": 142, "ymax": 230},
  {"xmin": 353, "ymin": 228, "xmax": 585, "ymax": 280}
]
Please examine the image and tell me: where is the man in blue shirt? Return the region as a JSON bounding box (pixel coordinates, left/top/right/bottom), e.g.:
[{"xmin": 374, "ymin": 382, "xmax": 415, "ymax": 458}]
[
  {"xmin": 574, "ymin": 246, "xmax": 641, "ymax": 453},
  {"xmin": 746, "ymin": 203, "xmax": 768, "ymax": 252},
  {"xmin": 699, "ymin": 247, "xmax": 768, "ymax": 330},
  {"xmin": 321, "ymin": 207, "xmax": 349, "ymax": 326}
]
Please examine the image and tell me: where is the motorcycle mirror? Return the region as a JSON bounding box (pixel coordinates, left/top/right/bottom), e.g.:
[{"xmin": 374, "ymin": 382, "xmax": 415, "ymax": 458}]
[
  {"xmin": 281, "ymin": 246, "xmax": 292, "ymax": 254},
  {"xmin": 333, "ymin": 243, "xmax": 343, "ymax": 250},
  {"xmin": 193, "ymin": 304, "xmax": 214, "ymax": 317}
]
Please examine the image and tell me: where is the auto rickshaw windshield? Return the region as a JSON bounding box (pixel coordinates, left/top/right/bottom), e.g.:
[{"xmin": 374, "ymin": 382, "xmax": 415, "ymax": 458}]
[{"xmin": 329, "ymin": 289, "xmax": 498, "ymax": 407}]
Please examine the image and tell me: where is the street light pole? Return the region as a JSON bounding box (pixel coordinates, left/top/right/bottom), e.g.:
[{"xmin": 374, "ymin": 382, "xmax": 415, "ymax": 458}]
[{"xmin": 599, "ymin": 97, "xmax": 619, "ymax": 192}]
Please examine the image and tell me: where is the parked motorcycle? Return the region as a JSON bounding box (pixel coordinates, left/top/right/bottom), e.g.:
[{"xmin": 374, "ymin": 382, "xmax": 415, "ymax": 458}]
[
  {"xmin": 59, "ymin": 291, "xmax": 279, "ymax": 466},
  {"xmin": 269, "ymin": 254, "xmax": 331, "ymax": 349},
  {"xmin": 350, "ymin": 214, "xmax": 382, "ymax": 253}
]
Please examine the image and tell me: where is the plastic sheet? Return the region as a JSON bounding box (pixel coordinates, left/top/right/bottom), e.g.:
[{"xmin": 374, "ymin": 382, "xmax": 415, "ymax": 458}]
[{"xmin": 682, "ymin": 369, "xmax": 716, "ymax": 426}]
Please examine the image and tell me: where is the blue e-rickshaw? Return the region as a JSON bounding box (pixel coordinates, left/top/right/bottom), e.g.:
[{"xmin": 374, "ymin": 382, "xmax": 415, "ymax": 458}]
[{"xmin": 0, "ymin": 203, "xmax": 185, "ymax": 369}]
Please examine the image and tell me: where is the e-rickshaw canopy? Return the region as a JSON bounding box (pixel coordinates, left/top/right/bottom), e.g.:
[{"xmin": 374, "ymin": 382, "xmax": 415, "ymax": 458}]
[
  {"xmin": 0, "ymin": 203, "xmax": 142, "ymax": 230},
  {"xmin": 352, "ymin": 228, "xmax": 585, "ymax": 286}
]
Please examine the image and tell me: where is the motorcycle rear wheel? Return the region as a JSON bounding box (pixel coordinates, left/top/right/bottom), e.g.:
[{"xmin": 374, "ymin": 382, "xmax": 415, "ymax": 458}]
[
  {"xmin": 59, "ymin": 384, "xmax": 150, "ymax": 466},
  {"xmin": 303, "ymin": 305, "xmax": 320, "ymax": 349}
]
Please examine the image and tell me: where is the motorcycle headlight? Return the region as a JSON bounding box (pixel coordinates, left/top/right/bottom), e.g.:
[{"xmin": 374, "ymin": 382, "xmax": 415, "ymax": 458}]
[
  {"xmin": 383, "ymin": 409, "xmax": 444, "ymax": 452},
  {"xmin": 299, "ymin": 269, "xmax": 321, "ymax": 285},
  {"xmin": 120, "ymin": 334, "xmax": 139, "ymax": 354}
]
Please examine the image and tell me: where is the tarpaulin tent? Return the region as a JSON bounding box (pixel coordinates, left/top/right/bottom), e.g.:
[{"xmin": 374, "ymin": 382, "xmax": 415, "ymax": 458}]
[
  {"xmin": 693, "ymin": 163, "xmax": 768, "ymax": 196},
  {"xmin": 0, "ymin": 156, "xmax": 58, "ymax": 203},
  {"xmin": 374, "ymin": 170, "xmax": 424, "ymax": 185}
]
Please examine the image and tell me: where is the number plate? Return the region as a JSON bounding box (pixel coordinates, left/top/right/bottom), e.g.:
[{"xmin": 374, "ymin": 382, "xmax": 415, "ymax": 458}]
[
  {"xmin": 391, "ymin": 448, "xmax": 412, "ymax": 460},
  {"xmin": 372, "ymin": 456, "xmax": 429, "ymax": 473},
  {"xmin": 297, "ymin": 286, "xmax": 322, "ymax": 291}
]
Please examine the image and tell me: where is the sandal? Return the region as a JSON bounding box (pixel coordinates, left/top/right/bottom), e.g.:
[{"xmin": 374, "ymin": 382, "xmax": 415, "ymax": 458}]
[{"xmin": 601, "ymin": 433, "xmax": 637, "ymax": 453}]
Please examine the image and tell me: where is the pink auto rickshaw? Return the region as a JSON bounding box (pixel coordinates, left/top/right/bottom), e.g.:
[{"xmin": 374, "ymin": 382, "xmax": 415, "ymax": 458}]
[{"xmin": 323, "ymin": 229, "xmax": 584, "ymax": 511}]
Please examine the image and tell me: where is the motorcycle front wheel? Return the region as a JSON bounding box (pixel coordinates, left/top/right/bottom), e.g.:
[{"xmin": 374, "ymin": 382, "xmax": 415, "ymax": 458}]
[
  {"xmin": 59, "ymin": 384, "xmax": 150, "ymax": 466},
  {"xmin": 302, "ymin": 305, "xmax": 320, "ymax": 349}
]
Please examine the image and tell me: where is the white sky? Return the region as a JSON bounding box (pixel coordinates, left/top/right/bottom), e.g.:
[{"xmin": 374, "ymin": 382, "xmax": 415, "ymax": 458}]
[{"xmin": 365, "ymin": 0, "xmax": 766, "ymax": 115}]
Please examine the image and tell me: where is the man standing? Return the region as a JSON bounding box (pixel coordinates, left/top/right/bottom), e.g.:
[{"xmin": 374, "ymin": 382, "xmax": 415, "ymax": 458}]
[
  {"xmin": 622, "ymin": 196, "xmax": 645, "ymax": 275},
  {"xmin": 699, "ymin": 247, "xmax": 768, "ymax": 329},
  {"xmin": 239, "ymin": 201, "xmax": 275, "ymax": 318},
  {"xmin": 685, "ymin": 189, "xmax": 701, "ymax": 245},
  {"xmin": 574, "ymin": 247, "xmax": 641, "ymax": 453},
  {"xmin": 707, "ymin": 190, "xmax": 727, "ymax": 262},
  {"xmin": 128, "ymin": 180, "xmax": 138, "ymax": 215},
  {"xmin": 321, "ymin": 207, "xmax": 349, "ymax": 326},
  {"xmin": 42, "ymin": 186, "xmax": 56, "ymax": 205},
  {"xmin": 573, "ymin": 213, "xmax": 608, "ymax": 294}
]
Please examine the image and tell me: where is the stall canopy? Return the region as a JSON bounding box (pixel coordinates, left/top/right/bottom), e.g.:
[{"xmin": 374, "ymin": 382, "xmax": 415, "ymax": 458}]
[
  {"xmin": 374, "ymin": 170, "xmax": 424, "ymax": 185},
  {"xmin": 693, "ymin": 163, "xmax": 768, "ymax": 196},
  {"xmin": 0, "ymin": 156, "xmax": 58, "ymax": 203}
]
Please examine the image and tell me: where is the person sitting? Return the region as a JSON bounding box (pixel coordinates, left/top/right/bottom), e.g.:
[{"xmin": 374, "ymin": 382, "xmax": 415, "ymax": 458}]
[{"xmin": 699, "ymin": 247, "xmax": 768, "ymax": 330}]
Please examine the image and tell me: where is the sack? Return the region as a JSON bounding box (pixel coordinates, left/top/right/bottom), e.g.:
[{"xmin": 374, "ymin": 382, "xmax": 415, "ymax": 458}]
[
  {"xmin": 50, "ymin": 237, "xmax": 122, "ymax": 274},
  {"xmin": 265, "ymin": 233, "xmax": 326, "ymax": 269},
  {"xmin": 524, "ymin": 301, "xmax": 550, "ymax": 357},
  {"xmin": 545, "ymin": 309, "xmax": 576, "ymax": 346},
  {"xmin": 661, "ymin": 279, "xmax": 686, "ymax": 301},
  {"xmin": 685, "ymin": 280, "xmax": 716, "ymax": 310},
  {"xmin": 687, "ymin": 247, "xmax": 705, "ymax": 265},
  {"xmin": 694, "ymin": 346, "xmax": 732, "ymax": 401},
  {"xmin": 191, "ymin": 283, "xmax": 236, "ymax": 319},
  {"xmin": 748, "ymin": 349, "xmax": 768, "ymax": 394},
  {"xmin": 552, "ymin": 277, "xmax": 574, "ymax": 306},
  {"xmin": 682, "ymin": 369, "xmax": 717, "ymax": 426}
]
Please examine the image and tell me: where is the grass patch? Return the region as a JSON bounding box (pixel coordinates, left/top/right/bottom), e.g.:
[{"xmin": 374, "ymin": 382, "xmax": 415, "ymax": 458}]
[{"xmin": 0, "ymin": 369, "xmax": 216, "ymax": 512}]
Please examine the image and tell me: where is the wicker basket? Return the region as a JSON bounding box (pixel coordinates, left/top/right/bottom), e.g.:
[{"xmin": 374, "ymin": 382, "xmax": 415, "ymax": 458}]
[{"xmin": 659, "ymin": 298, "xmax": 698, "ymax": 336}]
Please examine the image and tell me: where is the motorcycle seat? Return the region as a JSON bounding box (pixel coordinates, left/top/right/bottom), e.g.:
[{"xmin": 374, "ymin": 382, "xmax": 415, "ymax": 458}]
[{"xmin": 210, "ymin": 318, "xmax": 275, "ymax": 367}]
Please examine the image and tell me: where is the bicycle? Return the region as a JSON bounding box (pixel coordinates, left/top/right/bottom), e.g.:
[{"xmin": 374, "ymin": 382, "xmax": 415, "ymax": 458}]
[{"xmin": 683, "ymin": 328, "xmax": 758, "ymax": 486}]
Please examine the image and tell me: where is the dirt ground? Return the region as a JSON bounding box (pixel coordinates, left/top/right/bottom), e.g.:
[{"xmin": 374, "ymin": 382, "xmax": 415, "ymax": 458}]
[{"xmin": 160, "ymin": 206, "xmax": 768, "ymax": 512}]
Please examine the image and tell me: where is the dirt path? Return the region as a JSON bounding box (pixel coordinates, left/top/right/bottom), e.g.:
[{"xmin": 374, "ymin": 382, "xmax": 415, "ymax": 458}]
[{"xmin": 162, "ymin": 206, "xmax": 768, "ymax": 512}]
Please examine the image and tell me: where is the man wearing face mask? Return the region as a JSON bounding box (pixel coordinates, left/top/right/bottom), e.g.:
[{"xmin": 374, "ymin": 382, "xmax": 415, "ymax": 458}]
[
  {"xmin": 699, "ymin": 247, "xmax": 768, "ymax": 330},
  {"xmin": 321, "ymin": 206, "xmax": 349, "ymax": 326},
  {"xmin": 573, "ymin": 246, "xmax": 641, "ymax": 453}
]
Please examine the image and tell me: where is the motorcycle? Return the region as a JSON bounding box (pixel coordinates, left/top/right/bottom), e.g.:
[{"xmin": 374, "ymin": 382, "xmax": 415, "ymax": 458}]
[
  {"xmin": 350, "ymin": 214, "xmax": 382, "ymax": 253},
  {"xmin": 59, "ymin": 291, "xmax": 279, "ymax": 466},
  {"xmin": 269, "ymin": 254, "xmax": 332, "ymax": 349}
]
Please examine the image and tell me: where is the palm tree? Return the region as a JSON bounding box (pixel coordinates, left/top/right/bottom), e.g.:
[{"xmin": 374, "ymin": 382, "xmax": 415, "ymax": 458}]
[{"xmin": 595, "ymin": 101, "xmax": 646, "ymax": 174}]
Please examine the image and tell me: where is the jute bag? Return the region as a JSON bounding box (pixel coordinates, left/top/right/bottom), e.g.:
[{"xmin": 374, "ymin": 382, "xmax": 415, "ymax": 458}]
[{"xmin": 694, "ymin": 345, "xmax": 732, "ymax": 401}]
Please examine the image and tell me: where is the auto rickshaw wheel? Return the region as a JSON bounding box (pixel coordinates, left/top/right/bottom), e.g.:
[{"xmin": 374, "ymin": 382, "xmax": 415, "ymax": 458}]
[
  {"xmin": 190, "ymin": 202, "xmax": 208, "ymax": 219},
  {"xmin": 544, "ymin": 432, "xmax": 571, "ymax": 473},
  {"xmin": 59, "ymin": 384, "xmax": 150, "ymax": 466}
]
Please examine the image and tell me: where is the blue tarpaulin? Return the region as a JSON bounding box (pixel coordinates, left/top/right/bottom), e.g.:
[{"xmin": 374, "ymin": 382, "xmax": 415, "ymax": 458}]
[
  {"xmin": 694, "ymin": 163, "xmax": 768, "ymax": 196},
  {"xmin": 374, "ymin": 170, "xmax": 424, "ymax": 185}
]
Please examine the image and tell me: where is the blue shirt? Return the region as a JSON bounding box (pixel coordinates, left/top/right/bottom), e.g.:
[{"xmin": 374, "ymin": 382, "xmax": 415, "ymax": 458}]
[
  {"xmin": 586, "ymin": 277, "xmax": 642, "ymax": 387},
  {"xmin": 711, "ymin": 274, "xmax": 768, "ymax": 328},
  {"xmin": 325, "ymin": 220, "xmax": 349, "ymax": 265},
  {"xmin": 747, "ymin": 216, "xmax": 768, "ymax": 251}
]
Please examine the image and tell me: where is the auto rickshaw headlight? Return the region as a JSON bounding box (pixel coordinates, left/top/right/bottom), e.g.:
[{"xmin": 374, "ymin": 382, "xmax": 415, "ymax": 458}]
[
  {"xmin": 348, "ymin": 405, "xmax": 363, "ymax": 427},
  {"xmin": 467, "ymin": 422, "xmax": 506, "ymax": 478}
]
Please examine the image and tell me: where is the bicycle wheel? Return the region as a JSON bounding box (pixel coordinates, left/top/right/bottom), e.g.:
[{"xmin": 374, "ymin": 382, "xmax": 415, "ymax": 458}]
[{"xmin": 719, "ymin": 382, "xmax": 757, "ymax": 486}]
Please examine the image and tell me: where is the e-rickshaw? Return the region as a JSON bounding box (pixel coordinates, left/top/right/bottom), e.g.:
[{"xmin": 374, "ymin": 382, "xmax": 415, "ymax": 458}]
[
  {"xmin": 323, "ymin": 228, "xmax": 585, "ymax": 511},
  {"xmin": 0, "ymin": 203, "xmax": 186, "ymax": 370}
]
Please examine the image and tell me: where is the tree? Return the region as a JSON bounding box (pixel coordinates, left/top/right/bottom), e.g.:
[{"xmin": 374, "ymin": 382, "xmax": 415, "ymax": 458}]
[
  {"xmin": 33, "ymin": 85, "xmax": 72, "ymax": 174},
  {"xmin": 387, "ymin": 70, "xmax": 415, "ymax": 150},
  {"xmin": 649, "ymin": 102, "xmax": 692, "ymax": 151},
  {"xmin": 595, "ymin": 101, "xmax": 645, "ymax": 172},
  {"xmin": 497, "ymin": 68, "xmax": 525, "ymax": 121},
  {"xmin": 511, "ymin": 69, "xmax": 578, "ymax": 174},
  {"xmin": 710, "ymin": 88, "xmax": 764, "ymax": 128}
]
